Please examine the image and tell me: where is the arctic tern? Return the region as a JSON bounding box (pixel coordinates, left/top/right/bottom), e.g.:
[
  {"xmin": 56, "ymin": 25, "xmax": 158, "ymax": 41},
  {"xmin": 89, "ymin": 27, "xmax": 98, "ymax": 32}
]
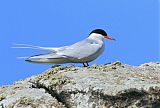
[{"xmin": 14, "ymin": 29, "xmax": 115, "ymax": 67}]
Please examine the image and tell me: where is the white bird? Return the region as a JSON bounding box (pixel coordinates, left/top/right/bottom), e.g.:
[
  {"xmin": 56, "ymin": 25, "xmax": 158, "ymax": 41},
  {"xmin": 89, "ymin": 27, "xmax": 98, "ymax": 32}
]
[{"xmin": 14, "ymin": 29, "xmax": 115, "ymax": 67}]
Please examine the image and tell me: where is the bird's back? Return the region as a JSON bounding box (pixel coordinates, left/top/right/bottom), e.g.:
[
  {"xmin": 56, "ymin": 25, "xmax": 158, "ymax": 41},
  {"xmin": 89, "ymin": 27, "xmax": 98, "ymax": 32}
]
[{"xmin": 56, "ymin": 38, "xmax": 105, "ymax": 63}]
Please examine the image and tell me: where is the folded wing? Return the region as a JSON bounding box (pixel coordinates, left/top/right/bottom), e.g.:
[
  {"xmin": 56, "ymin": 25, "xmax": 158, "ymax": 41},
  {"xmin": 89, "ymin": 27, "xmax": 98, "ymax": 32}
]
[
  {"xmin": 24, "ymin": 53, "xmax": 70, "ymax": 64},
  {"xmin": 57, "ymin": 39, "xmax": 103, "ymax": 59}
]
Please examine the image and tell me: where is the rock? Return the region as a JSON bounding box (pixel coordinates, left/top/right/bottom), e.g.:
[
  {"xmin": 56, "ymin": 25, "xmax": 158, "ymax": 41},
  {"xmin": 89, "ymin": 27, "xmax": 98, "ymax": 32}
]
[{"xmin": 0, "ymin": 62, "xmax": 160, "ymax": 108}]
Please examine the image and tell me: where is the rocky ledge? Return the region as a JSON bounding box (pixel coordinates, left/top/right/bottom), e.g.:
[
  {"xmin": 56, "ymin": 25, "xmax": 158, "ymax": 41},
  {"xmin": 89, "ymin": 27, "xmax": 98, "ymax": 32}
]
[{"xmin": 0, "ymin": 61, "xmax": 160, "ymax": 108}]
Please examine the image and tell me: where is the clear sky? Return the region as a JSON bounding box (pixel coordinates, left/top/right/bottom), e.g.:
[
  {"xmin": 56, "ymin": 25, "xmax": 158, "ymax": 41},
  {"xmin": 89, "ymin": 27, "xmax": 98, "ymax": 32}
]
[{"xmin": 0, "ymin": 0, "xmax": 159, "ymax": 86}]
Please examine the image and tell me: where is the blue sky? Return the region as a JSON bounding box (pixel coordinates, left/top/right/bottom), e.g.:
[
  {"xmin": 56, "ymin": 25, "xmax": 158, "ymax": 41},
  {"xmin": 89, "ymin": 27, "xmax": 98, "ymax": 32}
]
[{"xmin": 0, "ymin": 0, "xmax": 159, "ymax": 86}]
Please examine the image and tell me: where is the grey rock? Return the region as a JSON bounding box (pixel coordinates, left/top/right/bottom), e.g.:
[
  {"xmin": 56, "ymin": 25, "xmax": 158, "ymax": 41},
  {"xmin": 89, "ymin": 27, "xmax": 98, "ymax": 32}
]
[{"xmin": 0, "ymin": 61, "xmax": 160, "ymax": 108}]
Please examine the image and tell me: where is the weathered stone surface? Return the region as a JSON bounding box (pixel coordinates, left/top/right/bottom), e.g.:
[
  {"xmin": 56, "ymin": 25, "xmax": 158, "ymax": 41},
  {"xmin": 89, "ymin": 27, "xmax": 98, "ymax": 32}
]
[{"xmin": 0, "ymin": 62, "xmax": 160, "ymax": 108}]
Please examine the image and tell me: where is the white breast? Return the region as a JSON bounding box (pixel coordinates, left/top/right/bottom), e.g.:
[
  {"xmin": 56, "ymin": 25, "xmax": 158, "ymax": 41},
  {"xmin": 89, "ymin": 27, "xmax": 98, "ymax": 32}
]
[{"xmin": 78, "ymin": 34, "xmax": 105, "ymax": 62}]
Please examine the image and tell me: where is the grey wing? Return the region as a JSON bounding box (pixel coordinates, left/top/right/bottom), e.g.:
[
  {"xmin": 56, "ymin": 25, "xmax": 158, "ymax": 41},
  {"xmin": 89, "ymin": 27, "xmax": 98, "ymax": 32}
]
[
  {"xmin": 57, "ymin": 39, "xmax": 102, "ymax": 59},
  {"xmin": 23, "ymin": 52, "xmax": 69, "ymax": 64},
  {"xmin": 26, "ymin": 53, "xmax": 67, "ymax": 59}
]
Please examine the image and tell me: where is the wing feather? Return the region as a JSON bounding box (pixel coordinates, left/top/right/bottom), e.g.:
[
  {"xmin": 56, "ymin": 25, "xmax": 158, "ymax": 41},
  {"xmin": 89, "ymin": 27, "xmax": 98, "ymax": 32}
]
[{"xmin": 57, "ymin": 39, "xmax": 102, "ymax": 59}]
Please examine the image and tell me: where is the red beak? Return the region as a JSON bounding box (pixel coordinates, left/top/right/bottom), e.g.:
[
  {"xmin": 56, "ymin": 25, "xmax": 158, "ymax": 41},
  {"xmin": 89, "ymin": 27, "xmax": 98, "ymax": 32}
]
[{"xmin": 104, "ymin": 36, "xmax": 116, "ymax": 41}]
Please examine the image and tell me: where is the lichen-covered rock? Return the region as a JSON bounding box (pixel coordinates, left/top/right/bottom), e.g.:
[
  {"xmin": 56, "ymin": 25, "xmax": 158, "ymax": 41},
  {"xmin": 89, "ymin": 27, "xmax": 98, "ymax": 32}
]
[{"xmin": 0, "ymin": 61, "xmax": 160, "ymax": 108}]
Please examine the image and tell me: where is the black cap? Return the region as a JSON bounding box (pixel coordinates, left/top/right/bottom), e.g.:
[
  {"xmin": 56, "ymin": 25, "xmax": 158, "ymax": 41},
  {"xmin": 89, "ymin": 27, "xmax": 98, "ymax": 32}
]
[{"xmin": 89, "ymin": 29, "xmax": 107, "ymax": 36}]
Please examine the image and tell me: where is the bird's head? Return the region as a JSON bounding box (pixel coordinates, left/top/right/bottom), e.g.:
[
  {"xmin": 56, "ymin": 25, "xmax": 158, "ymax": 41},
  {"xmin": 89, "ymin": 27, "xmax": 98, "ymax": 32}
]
[{"xmin": 89, "ymin": 29, "xmax": 115, "ymax": 41}]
